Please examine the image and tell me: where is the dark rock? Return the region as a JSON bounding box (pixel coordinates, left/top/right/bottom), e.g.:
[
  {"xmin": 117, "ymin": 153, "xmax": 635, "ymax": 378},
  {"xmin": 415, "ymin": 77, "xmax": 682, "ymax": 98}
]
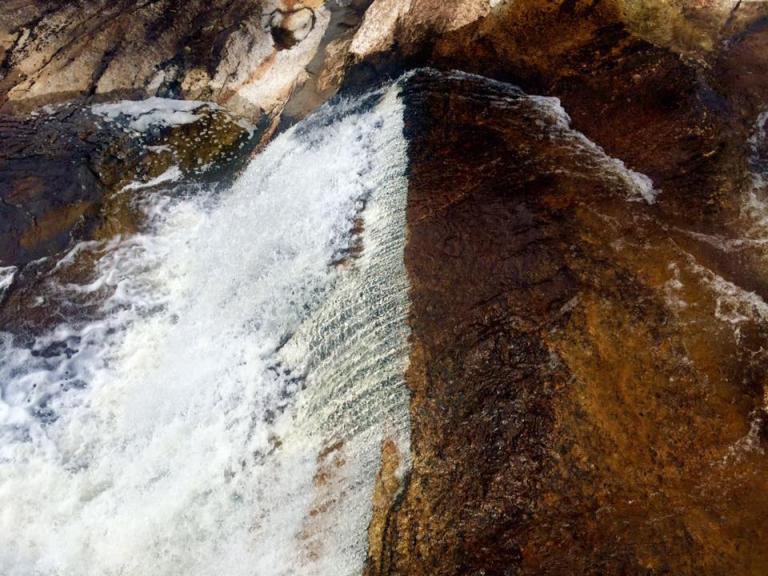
[
  {"xmin": 0, "ymin": 110, "xmax": 113, "ymax": 266},
  {"xmin": 365, "ymin": 64, "xmax": 768, "ymax": 575},
  {"xmin": 267, "ymin": 7, "xmax": 318, "ymax": 50}
]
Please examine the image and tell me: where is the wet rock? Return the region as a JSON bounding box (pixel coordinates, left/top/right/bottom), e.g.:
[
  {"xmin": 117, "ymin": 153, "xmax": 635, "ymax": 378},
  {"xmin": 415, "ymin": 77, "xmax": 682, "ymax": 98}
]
[
  {"xmin": 346, "ymin": 0, "xmax": 767, "ymax": 236},
  {"xmin": 365, "ymin": 60, "xmax": 768, "ymax": 574},
  {"xmin": 0, "ymin": 110, "xmax": 112, "ymax": 266},
  {"xmin": 357, "ymin": 3, "xmax": 768, "ymax": 572},
  {"xmin": 614, "ymin": 0, "xmax": 759, "ymax": 56},
  {"xmin": 365, "ymin": 439, "xmax": 404, "ymax": 576},
  {"xmin": 0, "ymin": 101, "xmax": 256, "ymax": 340},
  {"xmin": 392, "ymin": 1, "xmax": 748, "ymax": 225},
  {"xmin": 0, "ymin": 101, "xmax": 253, "ymax": 267}
]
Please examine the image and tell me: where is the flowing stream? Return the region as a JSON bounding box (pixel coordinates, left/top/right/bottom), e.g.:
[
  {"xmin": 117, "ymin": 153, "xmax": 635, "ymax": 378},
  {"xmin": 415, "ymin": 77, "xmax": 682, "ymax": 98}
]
[{"xmin": 0, "ymin": 83, "xmax": 411, "ymax": 576}]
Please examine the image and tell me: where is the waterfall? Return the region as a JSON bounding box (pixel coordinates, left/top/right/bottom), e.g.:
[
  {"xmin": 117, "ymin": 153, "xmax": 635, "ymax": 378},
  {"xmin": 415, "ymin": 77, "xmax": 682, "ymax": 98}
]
[{"xmin": 0, "ymin": 83, "xmax": 410, "ymax": 576}]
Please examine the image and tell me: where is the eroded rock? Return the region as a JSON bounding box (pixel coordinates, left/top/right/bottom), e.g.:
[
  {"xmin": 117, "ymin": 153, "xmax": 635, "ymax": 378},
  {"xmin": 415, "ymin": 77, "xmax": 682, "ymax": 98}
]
[
  {"xmin": 358, "ymin": 3, "xmax": 768, "ymax": 573},
  {"xmin": 0, "ymin": 0, "xmax": 362, "ymax": 119},
  {"xmin": 365, "ymin": 66, "xmax": 768, "ymax": 576}
]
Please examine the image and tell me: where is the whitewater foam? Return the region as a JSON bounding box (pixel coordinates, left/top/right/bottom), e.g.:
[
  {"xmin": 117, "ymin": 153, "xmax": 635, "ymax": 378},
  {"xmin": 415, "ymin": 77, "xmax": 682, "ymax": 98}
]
[
  {"xmin": 0, "ymin": 266, "xmax": 15, "ymax": 297},
  {"xmin": 92, "ymin": 98, "xmax": 215, "ymax": 132},
  {"xmin": 0, "ymin": 84, "xmax": 410, "ymax": 576}
]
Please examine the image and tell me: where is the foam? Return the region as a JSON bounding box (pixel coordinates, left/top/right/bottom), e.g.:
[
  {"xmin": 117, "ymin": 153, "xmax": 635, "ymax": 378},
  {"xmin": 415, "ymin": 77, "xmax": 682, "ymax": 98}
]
[
  {"xmin": 741, "ymin": 110, "xmax": 768, "ymax": 240},
  {"xmin": 0, "ymin": 83, "xmax": 410, "ymax": 576},
  {"xmin": 122, "ymin": 166, "xmax": 183, "ymax": 191},
  {"xmin": 91, "ymin": 98, "xmax": 215, "ymax": 132},
  {"xmin": 0, "ymin": 266, "xmax": 16, "ymax": 296}
]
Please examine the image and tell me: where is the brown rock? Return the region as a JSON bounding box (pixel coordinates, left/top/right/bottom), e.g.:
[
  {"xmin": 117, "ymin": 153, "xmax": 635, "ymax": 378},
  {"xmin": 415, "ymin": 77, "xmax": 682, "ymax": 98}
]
[
  {"xmin": 366, "ymin": 59, "xmax": 768, "ymax": 574},
  {"xmin": 366, "ymin": 439, "xmax": 404, "ymax": 575},
  {"xmin": 359, "ymin": 4, "xmax": 768, "ymax": 572}
]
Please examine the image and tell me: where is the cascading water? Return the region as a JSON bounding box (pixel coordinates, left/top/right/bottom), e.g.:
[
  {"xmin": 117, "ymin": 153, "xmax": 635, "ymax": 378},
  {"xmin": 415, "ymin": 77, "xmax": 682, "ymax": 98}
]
[{"xmin": 0, "ymin": 83, "xmax": 410, "ymax": 576}]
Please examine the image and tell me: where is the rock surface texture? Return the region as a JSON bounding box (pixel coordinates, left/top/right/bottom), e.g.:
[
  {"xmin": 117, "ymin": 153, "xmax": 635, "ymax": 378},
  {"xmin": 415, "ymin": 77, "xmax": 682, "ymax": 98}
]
[
  {"xmin": 0, "ymin": 0, "xmax": 370, "ymax": 118},
  {"xmin": 362, "ymin": 1, "xmax": 768, "ymax": 575},
  {"xmin": 3, "ymin": 0, "xmax": 768, "ymax": 575}
]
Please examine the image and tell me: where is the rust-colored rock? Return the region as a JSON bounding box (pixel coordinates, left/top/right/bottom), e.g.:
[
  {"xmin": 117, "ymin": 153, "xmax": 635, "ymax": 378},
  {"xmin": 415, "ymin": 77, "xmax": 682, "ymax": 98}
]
[
  {"xmin": 357, "ymin": 6, "xmax": 768, "ymax": 573},
  {"xmin": 365, "ymin": 50, "xmax": 768, "ymax": 575},
  {"xmin": 366, "ymin": 439, "xmax": 404, "ymax": 575},
  {"xmin": 0, "ymin": 112, "xmax": 105, "ymax": 265},
  {"xmin": 421, "ymin": 1, "xmax": 750, "ymax": 224}
]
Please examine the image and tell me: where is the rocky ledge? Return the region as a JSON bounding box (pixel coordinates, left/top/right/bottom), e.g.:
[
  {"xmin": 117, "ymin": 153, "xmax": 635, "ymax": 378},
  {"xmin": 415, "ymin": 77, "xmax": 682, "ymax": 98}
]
[
  {"xmin": 363, "ymin": 2, "xmax": 768, "ymax": 574},
  {"xmin": 0, "ymin": 0, "xmax": 361, "ymax": 118},
  {"xmin": 2, "ymin": 1, "xmax": 768, "ymax": 575}
]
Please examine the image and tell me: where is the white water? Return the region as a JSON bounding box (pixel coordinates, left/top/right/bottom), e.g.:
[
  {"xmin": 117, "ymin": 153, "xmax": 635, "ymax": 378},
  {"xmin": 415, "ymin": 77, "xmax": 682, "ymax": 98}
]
[
  {"xmin": 442, "ymin": 70, "xmax": 658, "ymax": 203},
  {"xmin": 92, "ymin": 98, "xmax": 216, "ymax": 132},
  {"xmin": 0, "ymin": 267, "xmax": 16, "ymax": 299},
  {"xmin": 0, "ymin": 84, "xmax": 411, "ymax": 576}
]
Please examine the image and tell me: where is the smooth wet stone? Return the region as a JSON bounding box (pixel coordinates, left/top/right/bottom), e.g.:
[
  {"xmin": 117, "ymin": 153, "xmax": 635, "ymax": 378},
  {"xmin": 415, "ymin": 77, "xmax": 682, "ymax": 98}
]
[
  {"xmin": 2, "ymin": 0, "xmax": 768, "ymax": 572},
  {"xmin": 358, "ymin": 4, "xmax": 768, "ymax": 573},
  {"xmin": 0, "ymin": 110, "xmax": 113, "ymax": 266},
  {"xmin": 0, "ymin": 102, "xmax": 253, "ymax": 267},
  {"xmin": 363, "ymin": 64, "xmax": 768, "ymax": 576}
]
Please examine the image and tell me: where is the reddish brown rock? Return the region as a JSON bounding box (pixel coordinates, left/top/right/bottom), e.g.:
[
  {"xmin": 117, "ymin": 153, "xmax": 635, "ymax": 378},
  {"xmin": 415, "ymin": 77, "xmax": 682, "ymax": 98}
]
[
  {"xmin": 0, "ymin": 112, "xmax": 106, "ymax": 265},
  {"xmin": 365, "ymin": 53, "xmax": 768, "ymax": 574},
  {"xmin": 353, "ymin": 9, "xmax": 768, "ymax": 574},
  {"xmin": 419, "ymin": 1, "xmax": 750, "ymax": 224}
]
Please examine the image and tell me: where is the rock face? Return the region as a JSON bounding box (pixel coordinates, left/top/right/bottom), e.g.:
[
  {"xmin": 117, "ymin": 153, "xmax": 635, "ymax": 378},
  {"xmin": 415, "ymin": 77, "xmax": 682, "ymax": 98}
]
[
  {"xmin": 365, "ymin": 64, "xmax": 768, "ymax": 575},
  {"xmin": 0, "ymin": 102, "xmax": 251, "ymax": 267},
  {"xmin": 348, "ymin": 0, "xmax": 493, "ymax": 57},
  {"xmin": 0, "ymin": 0, "xmax": 371, "ymax": 118},
  {"xmin": 0, "ymin": 112, "xmax": 107, "ymax": 266},
  {"xmin": 362, "ymin": 2, "xmax": 768, "ymax": 574}
]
